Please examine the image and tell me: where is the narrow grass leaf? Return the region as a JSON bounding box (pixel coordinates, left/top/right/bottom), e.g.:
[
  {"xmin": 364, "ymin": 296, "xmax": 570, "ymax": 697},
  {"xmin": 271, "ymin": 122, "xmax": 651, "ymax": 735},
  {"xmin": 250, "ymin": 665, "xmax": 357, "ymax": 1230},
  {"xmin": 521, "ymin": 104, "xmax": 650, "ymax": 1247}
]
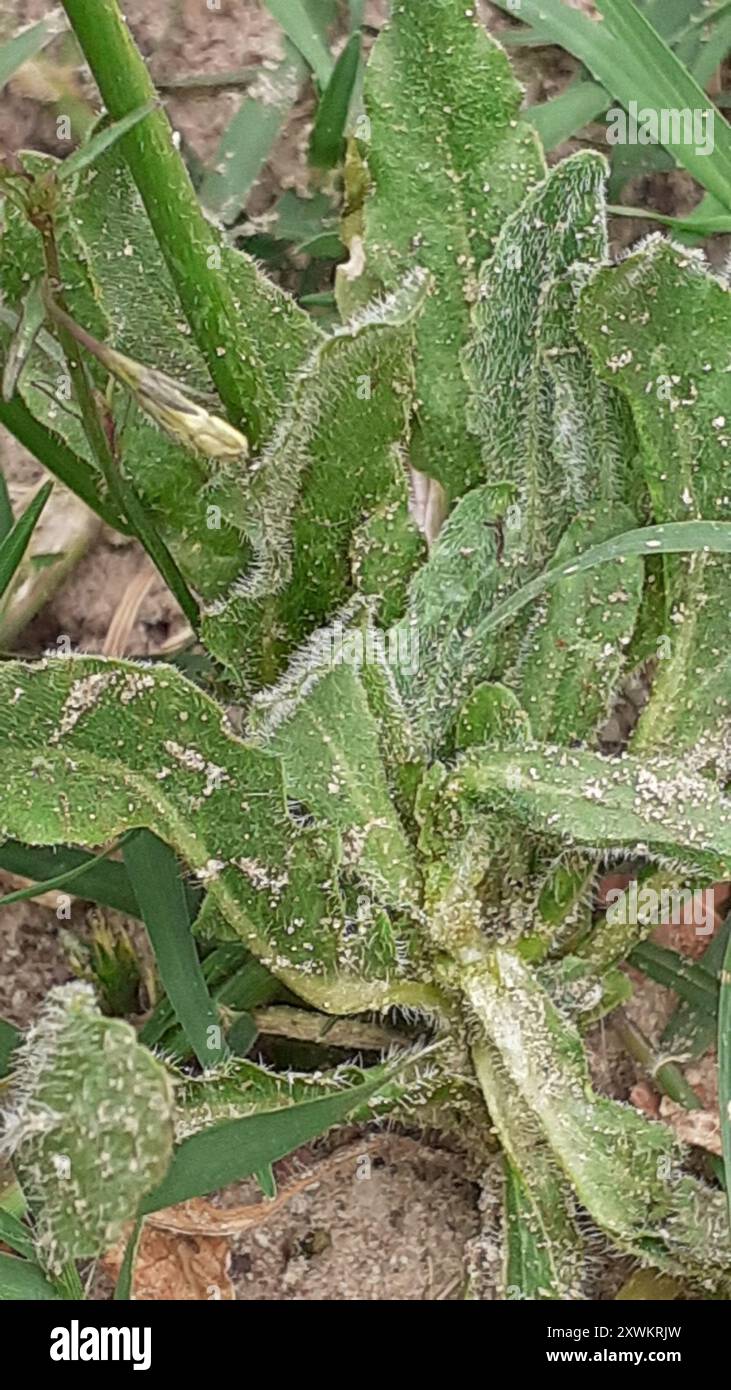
[
  {"xmin": 113, "ymin": 1216, "xmax": 144, "ymax": 1301},
  {"xmin": 140, "ymin": 1065, "xmax": 394, "ymax": 1213},
  {"xmin": 0, "ymin": 480, "xmax": 51, "ymax": 601},
  {"xmin": 0, "ymin": 841, "xmax": 146, "ymax": 918},
  {"xmin": 309, "ymin": 32, "xmax": 361, "ymax": 168},
  {"xmin": 719, "ymin": 918, "xmax": 731, "ymax": 1226},
  {"xmin": 469, "ymin": 521, "xmax": 731, "ymax": 644},
  {"xmin": 2, "ymin": 278, "xmax": 46, "ymax": 403},
  {"xmin": 261, "ymin": 0, "xmax": 333, "ymax": 86},
  {"xmin": 123, "ymin": 831, "xmax": 227, "ymax": 1069},
  {"xmin": 630, "ymin": 942, "xmax": 718, "ymax": 1017},
  {"xmin": 529, "ymin": 81, "xmax": 608, "ymax": 149},
  {"xmin": 0, "ymin": 396, "xmax": 127, "ymax": 531},
  {"xmin": 0, "ymin": 832, "xmax": 137, "ymax": 909},
  {"xmin": 199, "ymin": 47, "xmax": 305, "ymax": 224},
  {"xmin": 0, "ymin": 1211, "xmax": 34, "ymax": 1261},
  {"xmin": 0, "ymin": 1016, "xmax": 20, "ymax": 1078},
  {"xmin": 0, "ymin": 471, "xmax": 12, "ymax": 543},
  {"xmin": 0, "ymin": 18, "xmax": 61, "ymax": 91},
  {"xmin": 58, "ymin": 102, "xmax": 158, "ymax": 181}
]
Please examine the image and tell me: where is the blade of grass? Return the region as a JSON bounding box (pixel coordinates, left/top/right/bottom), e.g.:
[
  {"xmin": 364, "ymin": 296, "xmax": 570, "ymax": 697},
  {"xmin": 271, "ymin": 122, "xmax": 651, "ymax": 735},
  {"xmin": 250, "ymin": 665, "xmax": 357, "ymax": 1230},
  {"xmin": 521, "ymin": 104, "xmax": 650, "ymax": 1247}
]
[
  {"xmin": 58, "ymin": 101, "xmax": 158, "ymax": 182},
  {"xmin": 492, "ymin": 0, "xmax": 731, "ymax": 212},
  {"xmin": 663, "ymin": 918, "xmax": 731, "ymax": 1057},
  {"xmin": 608, "ymin": 202, "xmax": 731, "ymax": 234},
  {"xmin": 469, "ymin": 521, "xmax": 731, "ymax": 642},
  {"xmin": 0, "ymin": 831, "xmax": 138, "ymax": 909},
  {"xmin": 1, "ymin": 279, "xmax": 46, "ymax": 403},
  {"xmin": 309, "ymin": 31, "xmax": 361, "ymax": 168},
  {"xmin": 262, "ymin": 0, "xmax": 334, "ymax": 87},
  {"xmin": 528, "ymin": 80, "xmax": 608, "ymax": 150},
  {"xmin": 0, "ymin": 471, "xmax": 13, "ymax": 543},
  {"xmin": 0, "ymin": 841, "xmax": 138, "ymax": 917},
  {"xmin": 630, "ymin": 941, "xmax": 719, "ymax": 1017},
  {"xmin": 199, "ymin": 45, "xmax": 306, "ymax": 224},
  {"xmin": 123, "ymin": 830, "xmax": 228, "ymax": 1069},
  {"xmin": 719, "ymin": 917, "xmax": 731, "ymax": 1224},
  {"xmin": 0, "ymin": 17, "xmax": 62, "ymax": 91},
  {"xmin": 0, "ymin": 1016, "xmax": 20, "ymax": 1078},
  {"xmin": 140, "ymin": 1062, "xmax": 397, "ymax": 1213},
  {"xmin": 0, "ymin": 1211, "xmax": 34, "ymax": 1261},
  {"xmin": 596, "ymin": 0, "xmax": 731, "ymax": 212},
  {"xmin": 113, "ymin": 1216, "xmax": 143, "ymax": 1301},
  {"xmin": 0, "ymin": 395, "xmax": 128, "ymax": 531},
  {"xmin": 0, "ymin": 1253, "xmax": 61, "ymax": 1300},
  {"xmin": 0, "ymin": 481, "xmax": 51, "ymax": 601}
]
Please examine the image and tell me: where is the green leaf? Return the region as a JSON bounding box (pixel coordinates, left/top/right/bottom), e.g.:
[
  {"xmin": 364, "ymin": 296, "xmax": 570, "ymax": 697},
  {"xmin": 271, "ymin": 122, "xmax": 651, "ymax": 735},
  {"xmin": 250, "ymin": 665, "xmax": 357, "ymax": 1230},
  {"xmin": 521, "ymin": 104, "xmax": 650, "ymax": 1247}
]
[
  {"xmin": 356, "ymin": 0, "xmax": 544, "ymax": 498},
  {"xmin": 528, "ymin": 81, "xmax": 608, "ymax": 150},
  {"xmin": 1, "ymin": 278, "xmax": 46, "ymax": 403},
  {"xmin": 122, "ymin": 831, "xmax": 228, "ymax": 1069},
  {"xmin": 0, "ymin": 833, "xmax": 136, "ymax": 910},
  {"xmin": 472, "ymin": 1040, "xmax": 584, "ymax": 1300},
  {"xmin": 0, "ymin": 470, "xmax": 12, "ymax": 543},
  {"xmin": 392, "ymin": 483, "xmax": 503, "ymax": 751},
  {"xmin": 0, "ymin": 18, "xmax": 61, "ymax": 91},
  {"xmin": 517, "ymin": 504, "xmax": 643, "ymax": 743},
  {"xmin": 0, "ymin": 481, "xmax": 52, "ymax": 601},
  {"xmin": 464, "ymin": 152, "xmax": 610, "ymax": 570},
  {"xmin": 454, "ymin": 742, "xmax": 731, "ymax": 879},
  {"xmin": 0, "ymin": 395, "xmax": 125, "ymax": 531},
  {"xmin": 59, "ymin": 101, "xmax": 158, "ymax": 182},
  {"xmin": 662, "ymin": 918, "xmax": 731, "ymax": 1058},
  {"xmin": 200, "ymin": 45, "xmax": 307, "ymax": 224},
  {"xmin": 2, "ymin": 983, "xmax": 174, "ymax": 1272},
  {"xmin": 247, "ymin": 610, "xmax": 422, "ymax": 917},
  {"xmin": 0, "ymin": 1209, "xmax": 34, "ymax": 1262},
  {"xmin": 262, "ymin": 0, "xmax": 334, "ymax": 87},
  {"xmin": 202, "ymin": 273, "xmax": 426, "ymax": 688},
  {"xmin": 466, "ymin": 947, "xmax": 731, "ymax": 1288},
  {"xmin": 309, "ymin": 32, "xmax": 361, "ymax": 169},
  {"xmin": 579, "ymin": 238, "xmax": 731, "ymax": 753},
  {"xmin": 596, "ymin": 0, "xmax": 731, "ymax": 213},
  {"xmin": 0, "ymin": 655, "xmax": 433, "ymax": 1015},
  {"xmin": 142, "ymin": 1061, "xmax": 399, "ymax": 1213},
  {"xmin": 466, "ymin": 520, "xmax": 731, "ymax": 650},
  {"xmin": 720, "ymin": 923, "xmax": 731, "ymax": 1224},
  {"xmin": 0, "ymin": 1017, "xmax": 20, "ymax": 1078},
  {"xmin": 0, "ymin": 1253, "xmax": 61, "ymax": 1301}
]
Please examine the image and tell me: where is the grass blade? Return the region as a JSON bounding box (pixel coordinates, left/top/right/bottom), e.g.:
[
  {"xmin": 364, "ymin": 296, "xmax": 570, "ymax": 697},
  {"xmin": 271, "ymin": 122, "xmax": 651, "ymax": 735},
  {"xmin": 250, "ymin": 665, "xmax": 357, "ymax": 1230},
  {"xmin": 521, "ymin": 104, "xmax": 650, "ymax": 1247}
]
[
  {"xmin": 719, "ymin": 918, "xmax": 731, "ymax": 1225},
  {"xmin": 262, "ymin": 0, "xmax": 334, "ymax": 86},
  {"xmin": 59, "ymin": 102, "xmax": 158, "ymax": 182},
  {"xmin": 0, "ymin": 1211, "xmax": 34, "ymax": 1262},
  {"xmin": 0, "ymin": 840, "xmax": 151, "ymax": 918},
  {"xmin": 199, "ymin": 47, "xmax": 306, "ymax": 223},
  {"xmin": 0, "ymin": 1016, "xmax": 20, "ymax": 1078},
  {"xmin": 0, "ymin": 480, "xmax": 51, "ymax": 601},
  {"xmin": 113, "ymin": 1216, "xmax": 143, "ymax": 1301},
  {"xmin": 608, "ymin": 202, "xmax": 731, "ymax": 234},
  {"xmin": 309, "ymin": 32, "xmax": 361, "ymax": 168},
  {"xmin": 663, "ymin": 918, "xmax": 731, "ymax": 1057},
  {"xmin": 0, "ymin": 18, "xmax": 61, "ymax": 91},
  {"xmin": 0, "ymin": 395, "xmax": 127, "ymax": 531},
  {"xmin": 528, "ymin": 80, "xmax": 608, "ymax": 150},
  {"xmin": 0, "ymin": 832, "xmax": 137, "ymax": 909},
  {"xmin": 123, "ymin": 830, "xmax": 227, "ymax": 1069},
  {"xmin": 0, "ymin": 471, "xmax": 13, "ymax": 543},
  {"xmin": 470, "ymin": 521, "xmax": 731, "ymax": 644},
  {"xmin": 630, "ymin": 941, "xmax": 718, "ymax": 1017},
  {"xmin": 140, "ymin": 1064, "xmax": 394, "ymax": 1213},
  {"xmin": 0, "ymin": 1253, "xmax": 61, "ymax": 1300},
  {"xmin": 1, "ymin": 279, "xmax": 46, "ymax": 403}
]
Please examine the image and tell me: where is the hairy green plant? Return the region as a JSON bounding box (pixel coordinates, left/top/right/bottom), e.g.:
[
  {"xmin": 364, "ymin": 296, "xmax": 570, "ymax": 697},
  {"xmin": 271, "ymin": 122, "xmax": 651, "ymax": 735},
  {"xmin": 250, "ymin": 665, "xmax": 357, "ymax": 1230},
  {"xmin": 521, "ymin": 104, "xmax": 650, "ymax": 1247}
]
[{"xmin": 1, "ymin": 0, "xmax": 731, "ymax": 1302}]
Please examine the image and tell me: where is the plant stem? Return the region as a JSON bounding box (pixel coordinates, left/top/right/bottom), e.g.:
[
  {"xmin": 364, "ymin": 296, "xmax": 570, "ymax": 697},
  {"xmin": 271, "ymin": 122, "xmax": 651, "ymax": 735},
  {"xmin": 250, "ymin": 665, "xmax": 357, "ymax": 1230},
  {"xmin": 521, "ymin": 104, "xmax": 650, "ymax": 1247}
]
[
  {"xmin": 60, "ymin": 0, "xmax": 264, "ymax": 442},
  {"xmin": 613, "ymin": 1010, "xmax": 703, "ymax": 1111}
]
